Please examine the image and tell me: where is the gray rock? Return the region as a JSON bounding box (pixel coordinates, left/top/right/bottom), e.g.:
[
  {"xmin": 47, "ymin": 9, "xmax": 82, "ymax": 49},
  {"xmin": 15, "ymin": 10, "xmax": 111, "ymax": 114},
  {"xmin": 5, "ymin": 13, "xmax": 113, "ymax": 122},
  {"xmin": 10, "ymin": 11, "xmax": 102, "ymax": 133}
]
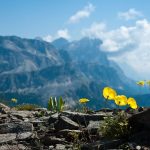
[
  {"xmin": 57, "ymin": 129, "xmax": 82, "ymax": 137},
  {"xmin": 0, "ymin": 103, "xmax": 10, "ymax": 110},
  {"xmin": 87, "ymin": 121, "xmax": 102, "ymax": 134},
  {"xmin": 55, "ymin": 144, "xmax": 66, "ymax": 150},
  {"xmin": 0, "ymin": 144, "xmax": 27, "ymax": 150},
  {"xmin": 10, "ymin": 111, "xmax": 34, "ymax": 120},
  {"xmin": 129, "ymin": 108, "xmax": 150, "ymax": 130},
  {"xmin": 0, "ymin": 122, "xmax": 33, "ymax": 134},
  {"xmin": 48, "ymin": 113, "xmax": 59, "ymax": 124},
  {"xmin": 17, "ymin": 132, "xmax": 33, "ymax": 140},
  {"xmin": 41, "ymin": 136, "xmax": 66, "ymax": 146},
  {"xmin": 61, "ymin": 111, "xmax": 108, "ymax": 126},
  {"xmin": 0, "ymin": 133, "xmax": 16, "ymax": 144},
  {"xmin": 54, "ymin": 116, "xmax": 79, "ymax": 130},
  {"xmin": 81, "ymin": 139, "xmax": 124, "ymax": 150}
]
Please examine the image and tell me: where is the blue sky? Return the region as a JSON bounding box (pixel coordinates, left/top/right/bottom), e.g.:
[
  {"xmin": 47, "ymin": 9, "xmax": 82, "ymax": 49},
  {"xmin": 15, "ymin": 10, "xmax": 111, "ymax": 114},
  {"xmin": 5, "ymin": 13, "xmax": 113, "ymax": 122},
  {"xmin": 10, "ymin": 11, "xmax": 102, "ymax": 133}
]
[
  {"xmin": 0, "ymin": 0, "xmax": 150, "ymax": 79},
  {"xmin": 0, "ymin": 0, "xmax": 149, "ymax": 39}
]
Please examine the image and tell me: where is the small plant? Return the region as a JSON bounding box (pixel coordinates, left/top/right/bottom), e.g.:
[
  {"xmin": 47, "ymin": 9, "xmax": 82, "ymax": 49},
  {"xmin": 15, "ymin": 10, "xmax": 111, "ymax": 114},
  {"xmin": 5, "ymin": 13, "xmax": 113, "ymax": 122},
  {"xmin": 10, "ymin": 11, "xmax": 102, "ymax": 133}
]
[
  {"xmin": 47, "ymin": 96, "xmax": 65, "ymax": 112},
  {"xmin": 68, "ymin": 131, "xmax": 81, "ymax": 149},
  {"xmin": 14, "ymin": 103, "xmax": 40, "ymax": 111},
  {"xmin": 99, "ymin": 111, "xmax": 130, "ymax": 139}
]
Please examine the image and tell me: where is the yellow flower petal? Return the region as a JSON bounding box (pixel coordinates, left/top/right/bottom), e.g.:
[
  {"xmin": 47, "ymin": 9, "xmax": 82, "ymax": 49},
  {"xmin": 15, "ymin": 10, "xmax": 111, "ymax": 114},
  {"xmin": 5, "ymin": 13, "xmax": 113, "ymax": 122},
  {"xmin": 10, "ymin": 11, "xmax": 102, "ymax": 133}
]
[
  {"xmin": 127, "ymin": 97, "xmax": 137, "ymax": 109},
  {"xmin": 103, "ymin": 87, "xmax": 117, "ymax": 100},
  {"xmin": 146, "ymin": 80, "xmax": 150, "ymax": 86},
  {"xmin": 11, "ymin": 98, "xmax": 17, "ymax": 103},
  {"xmin": 127, "ymin": 97, "xmax": 136, "ymax": 105},
  {"xmin": 79, "ymin": 98, "xmax": 89, "ymax": 104},
  {"xmin": 130, "ymin": 103, "xmax": 138, "ymax": 109},
  {"xmin": 114, "ymin": 95, "xmax": 127, "ymax": 106},
  {"xmin": 136, "ymin": 81, "xmax": 145, "ymax": 86}
]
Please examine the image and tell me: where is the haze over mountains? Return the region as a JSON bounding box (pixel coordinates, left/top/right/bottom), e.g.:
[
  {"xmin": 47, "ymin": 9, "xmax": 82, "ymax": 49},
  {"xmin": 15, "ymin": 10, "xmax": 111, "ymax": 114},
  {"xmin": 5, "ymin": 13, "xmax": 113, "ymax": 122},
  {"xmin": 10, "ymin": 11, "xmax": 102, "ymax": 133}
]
[{"xmin": 0, "ymin": 35, "xmax": 146, "ymax": 108}]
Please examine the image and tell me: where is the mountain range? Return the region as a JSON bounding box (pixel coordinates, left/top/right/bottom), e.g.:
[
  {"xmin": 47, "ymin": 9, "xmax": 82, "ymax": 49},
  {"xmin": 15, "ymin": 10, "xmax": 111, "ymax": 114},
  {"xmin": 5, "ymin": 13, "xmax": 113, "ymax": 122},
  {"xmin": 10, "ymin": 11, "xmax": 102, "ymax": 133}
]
[{"xmin": 0, "ymin": 35, "xmax": 145, "ymax": 109}]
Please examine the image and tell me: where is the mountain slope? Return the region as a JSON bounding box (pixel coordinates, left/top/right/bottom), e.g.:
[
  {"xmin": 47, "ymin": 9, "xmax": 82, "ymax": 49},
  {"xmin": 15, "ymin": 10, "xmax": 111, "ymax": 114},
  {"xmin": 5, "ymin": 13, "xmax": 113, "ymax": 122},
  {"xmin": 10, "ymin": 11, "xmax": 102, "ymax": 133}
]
[{"xmin": 0, "ymin": 36, "xmax": 139, "ymax": 108}]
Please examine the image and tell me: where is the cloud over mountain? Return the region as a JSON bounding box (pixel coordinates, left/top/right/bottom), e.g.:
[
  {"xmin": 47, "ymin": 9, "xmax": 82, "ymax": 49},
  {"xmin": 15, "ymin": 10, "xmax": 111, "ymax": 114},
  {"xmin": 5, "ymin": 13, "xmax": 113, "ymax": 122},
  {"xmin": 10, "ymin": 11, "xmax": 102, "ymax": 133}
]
[{"xmin": 82, "ymin": 19, "xmax": 150, "ymax": 79}]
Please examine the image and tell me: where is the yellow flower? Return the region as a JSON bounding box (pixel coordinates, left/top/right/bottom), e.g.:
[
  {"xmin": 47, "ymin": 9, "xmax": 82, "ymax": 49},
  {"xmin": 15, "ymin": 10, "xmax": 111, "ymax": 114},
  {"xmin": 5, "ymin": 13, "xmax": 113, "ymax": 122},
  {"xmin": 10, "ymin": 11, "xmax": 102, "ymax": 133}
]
[
  {"xmin": 103, "ymin": 87, "xmax": 117, "ymax": 100},
  {"xmin": 127, "ymin": 97, "xmax": 138, "ymax": 109},
  {"xmin": 127, "ymin": 97, "xmax": 136, "ymax": 105},
  {"xmin": 114, "ymin": 95, "xmax": 127, "ymax": 106},
  {"xmin": 11, "ymin": 98, "xmax": 17, "ymax": 103},
  {"xmin": 136, "ymin": 81, "xmax": 145, "ymax": 86},
  {"xmin": 130, "ymin": 103, "xmax": 138, "ymax": 109},
  {"xmin": 79, "ymin": 98, "xmax": 89, "ymax": 104},
  {"xmin": 146, "ymin": 80, "xmax": 150, "ymax": 86}
]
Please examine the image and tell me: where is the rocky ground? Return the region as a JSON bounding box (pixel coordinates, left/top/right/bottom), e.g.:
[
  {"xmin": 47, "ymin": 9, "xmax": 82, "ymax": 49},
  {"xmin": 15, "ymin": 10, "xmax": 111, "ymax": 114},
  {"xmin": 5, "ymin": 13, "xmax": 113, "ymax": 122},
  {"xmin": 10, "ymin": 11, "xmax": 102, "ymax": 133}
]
[{"xmin": 0, "ymin": 103, "xmax": 150, "ymax": 150}]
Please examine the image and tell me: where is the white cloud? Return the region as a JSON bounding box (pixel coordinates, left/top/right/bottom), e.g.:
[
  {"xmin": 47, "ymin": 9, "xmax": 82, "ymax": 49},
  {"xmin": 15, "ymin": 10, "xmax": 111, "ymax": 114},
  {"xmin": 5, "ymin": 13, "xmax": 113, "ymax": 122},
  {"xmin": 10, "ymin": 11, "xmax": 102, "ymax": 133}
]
[
  {"xmin": 68, "ymin": 3, "xmax": 95, "ymax": 24},
  {"xmin": 81, "ymin": 19, "xmax": 150, "ymax": 79},
  {"xmin": 82, "ymin": 22, "xmax": 106, "ymax": 38},
  {"xmin": 43, "ymin": 35, "xmax": 53, "ymax": 42},
  {"xmin": 56, "ymin": 29, "xmax": 70, "ymax": 39},
  {"xmin": 43, "ymin": 28, "xmax": 71, "ymax": 42},
  {"xmin": 118, "ymin": 8, "xmax": 142, "ymax": 20}
]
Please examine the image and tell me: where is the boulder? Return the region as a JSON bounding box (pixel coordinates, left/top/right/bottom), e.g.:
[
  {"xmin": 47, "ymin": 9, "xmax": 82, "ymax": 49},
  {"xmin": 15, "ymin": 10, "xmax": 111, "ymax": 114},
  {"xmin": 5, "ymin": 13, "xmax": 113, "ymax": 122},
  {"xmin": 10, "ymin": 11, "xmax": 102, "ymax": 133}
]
[
  {"xmin": 48, "ymin": 113, "xmax": 59, "ymax": 124},
  {"xmin": 0, "ymin": 133, "xmax": 16, "ymax": 144},
  {"xmin": 17, "ymin": 132, "xmax": 33, "ymax": 140},
  {"xmin": 54, "ymin": 116, "xmax": 79, "ymax": 130},
  {"xmin": 61, "ymin": 111, "xmax": 108, "ymax": 126},
  {"xmin": 0, "ymin": 122, "xmax": 33, "ymax": 134},
  {"xmin": 81, "ymin": 139, "xmax": 124, "ymax": 150},
  {"xmin": 0, "ymin": 103, "xmax": 10, "ymax": 113},
  {"xmin": 129, "ymin": 108, "xmax": 150, "ymax": 131}
]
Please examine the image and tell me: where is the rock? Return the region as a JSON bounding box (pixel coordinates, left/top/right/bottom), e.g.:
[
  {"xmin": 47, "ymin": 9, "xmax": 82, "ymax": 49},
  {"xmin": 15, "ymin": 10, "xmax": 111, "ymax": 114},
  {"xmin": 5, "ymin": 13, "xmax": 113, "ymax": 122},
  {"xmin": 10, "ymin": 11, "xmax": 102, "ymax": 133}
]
[
  {"xmin": 55, "ymin": 144, "xmax": 66, "ymax": 150},
  {"xmin": 0, "ymin": 133, "xmax": 16, "ymax": 144},
  {"xmin": 61, "ymin": 111, "xmax": 108, "ymax": 126},
  {"xmin": 0, "ymin": 103, "xmax": 10, "ymax": 113},
  {"xmin": 48, "ymin": 113, "xmax": 59, "ymax": 125},
  {"xmin": 41, "ymin": 136, "xmax": 66, "ymax": 146},
  {"xmin": 17, "ymin": 132, "xmax": 33, "ymax": 140},
  {"xmin": 30, "ymin": 119, "xmax": 44, "ymax": 127},
  {"xmin": 129, "ymin": 108, "xmax": 150, "ymax": 130},
  {"xmin": 54, "ymin": 116, "xmax": 79, "ymax": 130},
  {"xmin": 10, "ymin": 111, "xmax": 34, "ymax": 120},
  {"xmin": 0, "ymin": 144, "xmax": 27, "ymax": 150},
  {"xmin": 0, "ymin": 122, "xmax": 33, "ymax": 134},
  {"xmin": 87, "ymin": 121, "xmax": 101, "ymax": 134},
  {"xmin": 57, "ymin": 129, "xmax": 82, "ymax": 138},
  {"xmin": 49, "ymin": 145, "xmax": 54, "ymax": 150},
  {"xmin": 34, "ymin": 108, "xmax": 47, "ymax": 111},
  {"xmin": 81, "ymin": 139, "xmax": 124, "ymax": 150}
]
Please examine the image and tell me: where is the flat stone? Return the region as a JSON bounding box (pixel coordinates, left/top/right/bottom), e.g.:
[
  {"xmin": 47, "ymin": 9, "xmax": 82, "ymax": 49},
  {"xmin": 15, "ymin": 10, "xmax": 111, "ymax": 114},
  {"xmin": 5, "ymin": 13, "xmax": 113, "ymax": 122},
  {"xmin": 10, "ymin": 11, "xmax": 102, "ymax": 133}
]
[
  {"xmin": 48, "ymin": 113, "xmax": 59, "ymax": 124},
  {"xmin": 17, "ymin": 132, "xmax": 33, "ymax": 140},
  {"xmin": 55, "ymin": 144, "xmax": 66, "ymax": 150},
  {"xmin": 81, "ymin": 139, "xmax": 124, "ymax": 150},
  {"xmin": 0, "ymin": 144, "xmax": 27, "ymax": 150},
  {"xmin": 54, "ymin": 116, "xmax": 79, "ymax": 130},
  {"xmin": 129, "ymin": 108, "xmax": 150, "ymax": 130},
  {"xmin": 61, "ymin": 111, "xmax": 109, "ymax": 126},
  {"xmin": 10, "ymin": 111, "xmax": 34, "ymax": 120},
  {"xmin": 0, "ymin": 133, "xmax": 16, "ymax": 144},
  {"xmin": 58, "ymin": 129, "xmax": 82, "ymax": 137},
  {"xmin": 0, "ymin": 103, "xmax": 10, "ymax": 111},
  {"xmin": 87, "ymin": 121, "xmax": 102, "ymax": 134},
  {"xmin": 0, "ymin": 122, "xmax": 33, "ymax": 134},
  {"xmin": 41, "ymin": 136, "xmax": 66, "ymax": 146}
]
